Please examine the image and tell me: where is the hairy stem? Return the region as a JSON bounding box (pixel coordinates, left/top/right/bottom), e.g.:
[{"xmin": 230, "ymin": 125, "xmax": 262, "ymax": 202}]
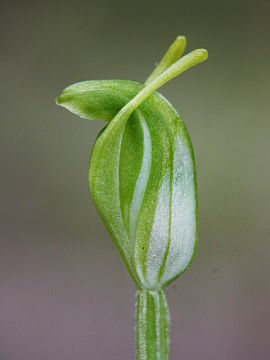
[{"xmin": 136, "ymin": 289, "xmax": 170, "ymax": 360}]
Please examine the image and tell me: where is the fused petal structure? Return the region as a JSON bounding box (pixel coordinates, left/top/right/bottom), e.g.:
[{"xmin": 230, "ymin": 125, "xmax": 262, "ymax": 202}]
[{"xmin": 56, "ymin": 37, "xmax": 208, "ymax": 360}]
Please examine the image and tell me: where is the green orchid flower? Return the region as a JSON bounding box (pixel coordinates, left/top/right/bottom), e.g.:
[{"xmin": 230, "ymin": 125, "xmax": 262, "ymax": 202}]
[{"xmin": 56, "ymin": 36, "xmax": 208, "ymax": 360}]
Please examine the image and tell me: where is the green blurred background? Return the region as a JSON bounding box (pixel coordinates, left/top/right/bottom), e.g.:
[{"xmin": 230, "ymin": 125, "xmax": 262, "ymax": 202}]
[{"xmin": 1, "ymin": 0, "xmax": 270, "ymax": 359}]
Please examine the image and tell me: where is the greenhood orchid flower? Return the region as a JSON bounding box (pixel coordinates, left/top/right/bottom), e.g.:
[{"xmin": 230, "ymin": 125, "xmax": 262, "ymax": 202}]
[{"xmin": 56, "ymin": 36, "xmax": 208, "ymax": 360}]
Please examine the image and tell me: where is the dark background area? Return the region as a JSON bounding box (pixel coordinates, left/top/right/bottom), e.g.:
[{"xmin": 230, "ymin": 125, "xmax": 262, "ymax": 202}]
[{"xmin": 1, "ymin": 0, "xmax": 270, "ymax": 359}]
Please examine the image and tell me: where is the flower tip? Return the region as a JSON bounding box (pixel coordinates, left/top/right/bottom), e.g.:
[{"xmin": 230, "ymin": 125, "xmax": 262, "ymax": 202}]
[
  {"xmin": 176, "ymin": 35, "xmax": 186, "ymax": 43},
  {"xmin": 199, "ymin": 48, "xmax": 208, "ymax": 60}
]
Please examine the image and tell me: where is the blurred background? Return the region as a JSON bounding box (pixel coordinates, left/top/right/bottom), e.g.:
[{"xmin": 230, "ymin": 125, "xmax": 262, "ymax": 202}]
[{"xmin": 1, "ymin": 0, "xmax": 270, "ymax": 359}]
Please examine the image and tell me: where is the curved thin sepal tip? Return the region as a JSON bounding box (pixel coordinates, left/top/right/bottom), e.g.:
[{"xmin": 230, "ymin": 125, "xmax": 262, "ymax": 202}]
[
  {"xmin": 191, "ymin": 48, "xmax": 208, "ymax": 62},
  {"xmin": 145, "ymin": 35, "xmax": 187, "ymax": 85}
]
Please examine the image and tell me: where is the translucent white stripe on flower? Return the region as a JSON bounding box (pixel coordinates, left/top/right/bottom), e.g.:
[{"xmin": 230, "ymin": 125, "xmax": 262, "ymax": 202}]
[
  {"xmin": 161, "ymin": 137, "xmax": 196, "ymax": 285},
  {"xmin": 129, "ymin": 114, "xmax": 152, "ymax": 241},
  {"xmin": 146, "ymin": 170, "xmax": 170, "ymax": 288}
]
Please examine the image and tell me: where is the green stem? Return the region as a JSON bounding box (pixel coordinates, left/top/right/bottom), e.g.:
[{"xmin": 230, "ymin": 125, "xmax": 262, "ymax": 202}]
[{"xmin": 136, "ymin": 289, "xmax": 170, "ymax": 360}]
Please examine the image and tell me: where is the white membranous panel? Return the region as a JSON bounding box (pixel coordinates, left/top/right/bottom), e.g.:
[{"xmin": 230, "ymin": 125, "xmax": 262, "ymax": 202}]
[{"xmin": 161, "ymin": 136, "xmax": 196, "ymax": 285}]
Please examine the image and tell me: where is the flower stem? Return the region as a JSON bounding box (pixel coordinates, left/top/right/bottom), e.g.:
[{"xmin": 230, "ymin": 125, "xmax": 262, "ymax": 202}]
[{"xmin": 136, "ymin": 289, "xmax": 170, "ymax": 360}]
